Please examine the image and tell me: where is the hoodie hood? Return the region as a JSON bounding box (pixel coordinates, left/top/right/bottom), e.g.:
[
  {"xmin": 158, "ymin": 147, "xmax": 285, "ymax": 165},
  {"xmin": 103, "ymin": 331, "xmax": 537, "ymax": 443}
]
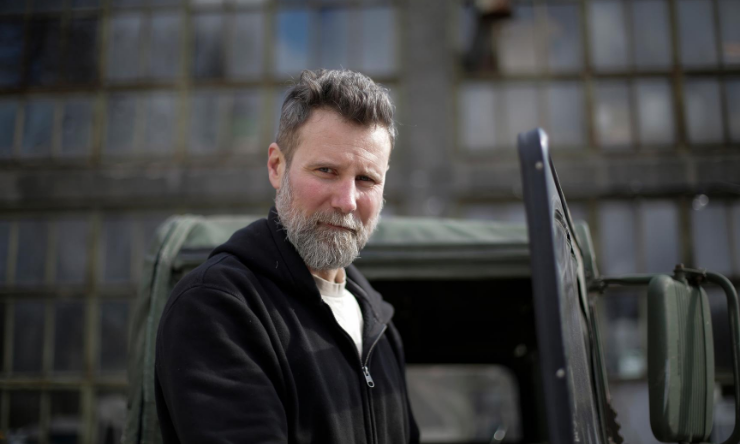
[{"xmin": 209, "ymin": 207, "xmax": 394, "ymax": 331}]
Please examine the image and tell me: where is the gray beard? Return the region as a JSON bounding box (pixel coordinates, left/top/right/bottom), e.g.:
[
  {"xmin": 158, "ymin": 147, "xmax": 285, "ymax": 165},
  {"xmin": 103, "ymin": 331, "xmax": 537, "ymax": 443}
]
[{"xmin": 275, "ymin": 172, "xmax": 381, "ymax": 271}]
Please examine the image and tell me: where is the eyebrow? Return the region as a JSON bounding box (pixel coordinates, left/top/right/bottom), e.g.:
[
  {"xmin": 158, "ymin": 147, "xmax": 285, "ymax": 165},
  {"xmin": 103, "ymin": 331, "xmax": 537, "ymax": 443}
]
[{"xmin": 305, "ymin": 161, "xmax": 383, "ymax": 181}]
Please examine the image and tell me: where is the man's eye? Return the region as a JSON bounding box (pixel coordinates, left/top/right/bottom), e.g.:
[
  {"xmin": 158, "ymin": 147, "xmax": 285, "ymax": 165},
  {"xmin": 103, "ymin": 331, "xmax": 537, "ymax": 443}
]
[
  {"xmin": 317, "ymin": 167, "xmax": 332, "ymax": 174},
  {"xmin": 357, "ymin": 175, "xmax": 375, "ymax": 183}
]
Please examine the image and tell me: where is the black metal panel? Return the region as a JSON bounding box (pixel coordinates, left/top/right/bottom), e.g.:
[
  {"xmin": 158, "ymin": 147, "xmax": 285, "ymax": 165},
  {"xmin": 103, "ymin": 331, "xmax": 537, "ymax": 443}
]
[{"xmin": 518, "ymin": 129, "xmax": 603, "ymax": 444}]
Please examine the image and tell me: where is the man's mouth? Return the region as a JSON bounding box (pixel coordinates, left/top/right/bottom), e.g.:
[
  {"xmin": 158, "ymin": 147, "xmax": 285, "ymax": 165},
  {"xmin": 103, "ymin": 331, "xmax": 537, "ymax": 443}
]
[{"xmin": 319, "ymin": 222, "xmax": 356, "ymax": 233}]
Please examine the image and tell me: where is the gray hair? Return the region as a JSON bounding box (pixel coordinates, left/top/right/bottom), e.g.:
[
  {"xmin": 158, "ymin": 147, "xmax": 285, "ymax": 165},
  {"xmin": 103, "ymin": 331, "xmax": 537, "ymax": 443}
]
[{"xmin": 276, "ymin": 69, "xmax": 396, "ymax": 164}]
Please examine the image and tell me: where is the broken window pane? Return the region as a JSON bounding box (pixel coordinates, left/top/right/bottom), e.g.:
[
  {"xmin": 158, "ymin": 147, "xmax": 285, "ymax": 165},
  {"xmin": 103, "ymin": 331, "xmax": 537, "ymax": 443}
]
[
  {"xmin": 13, "ymin": 301, "xmax": 45, "ymax": 373},
  {"xmin": 66, "ymin": 18, "xmax": 98, "ymax": 84},
  {"xmin": 459, "ymin": 82, "xmax": 496, "ymax": 151},
  {"xmin": 632, "ymin": 0, "xmax": 672, "ymax": 69},
  {"xmin": 635, "ymin": 78, "xmax": 675, "ymax": 146},
  {"xmin": 360, "ymin": 7, "xmax": 396, "ymax": 76},
  {"xmin": 0, "ymin": 99, "xmax": 16, "ymax": 158},
  {"xmin": 105, "ymin": 94, "xmax": 137, "ymax": 156},
  {"xmin": 0, "ymin": 21, "xmax": 24, "ymax": 86},
  {"xmin": 228, "ymin": 12, "xmax": 264, "ymax": 79},
  {"xmin": 319, "ymin": 9, "xmax": 349, "ymax": 71},
  {"xmin": 16, "ymin": 219, "xmax": 48, "ymax": 285},
  {"xmin": 589, "ymin": 1, "xmax": 628, "ymax": 71},
  {"xmin": 275, "ymin": 10, "xmax": 309, "ymax": 77},
  {"xmin": 678, "ymin": 0, "xmax": 719, "ymax": 67},
  {"xmin": 99, "ymin": 301, "xmax": 129, "ymax": 373},
  {"xmin": 546, "ymin": 82, "xmax": 585, "ymax": 148},
  {"xmin": 193, "ymin": 13, "xmax": 225, "ymax": 79},
  {"xmin": 56, "ymin": 218, "xmax": 89, "ymax": 284},
  {"xmin": 107, "ymin": 14, "xmax": 142, "ymax": 81},
  {"xmin": 149, "ymin": 13, "xmax": 180, "ymax": 80},
  {"xmin": 54, "ymin": 301, "xmax": 85, "ymax": 373},
  {"xmin": 684, "ymin": 78, "xmax": 723, "ymax": 144},
  {"xmin": 594, "ymin": 81, "xmax": 633, "ymax": 149},
  {"xmin": 546, "ymin": 4, "xmax": 582, "ymax": 72},
  {"xmin": 28, "ymin": 18, "xmax": 62, "ymax": 85}
]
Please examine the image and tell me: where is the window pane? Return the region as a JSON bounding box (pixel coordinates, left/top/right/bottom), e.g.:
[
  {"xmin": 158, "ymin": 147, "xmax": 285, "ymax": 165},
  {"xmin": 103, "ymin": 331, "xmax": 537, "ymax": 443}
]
[
  {"xmin": 66, "ymin": 18, "xmax": 98, "ymax": 84},
  {"xmin": 96, "ymin": 392, "xmax": 127, "ymax": 444},
  {"xmin": 0, "ymin": 303, "xmax": 5, "ymax": 368},
  {"xmin": 318, "ymin": 9, "xmax": 349, "ymax": 71},
  {"xmin": 684, "ymin": 78, "xmax": 723, "ymax": 144},
  {"xmin": 21, "ymin": 99, "xmax": 54, "ymax": 157},
  {"xmin": 107, "ymin": 14, "xmax": 142, "ymax": 81},
  {"xmin": 635, "ymin": 78, "xmax": 675, "ymax": 146},
  {"xmin": 275, "ymin": 10, "xmax": 309, "ymax": 77},
  {"xmin": 13, "ymin": 301, "xmax": 45, "ymax": 373},
  {"xmin": 459, "ymin": 83, "xmax": 496, "ymax": 150},
  {"xmin": 105, "ymin": 94, "xmax": 137, "ymax": 155},
  {"xmin": 99, "ymin": 301, "xmax": 129, "ymax": 372},
  {"xmin": 546, "ymin": 82, "xmax": 585, "ymax": 148},
  {"xmin": 0, "ymin": 220, "xmax": 9, "ymax": 284},
  {"xmin": 56, "ymin": 218, "xmax": 89, "ymax": 284},
  {"xmin": 589, "ymin": 1, "xmax": 628, "ymax": 71},
  {"xmin": 692, "ymin": 201, "xmax": 732, "ymax": 275},
  {"xmin": 111, "ymin": 0, "xmax": 146, "ymax": 7},
  {"xmin": 54, "ymin": 301, "xmax": 85, "ymax": 373},
  {"xmin": 360, "ymin": 7, "xmax": 396, "ymax": 76},
  {"xmin": 16, "ymin": 219, "xmax": 48, "ymax": 285},
  {"xmin": 232, "ymin": 91, "xmax": 261, "ymax": 153},
  {"xmin": 720, "ymin": 0, "xmax": 740, "ymax": 66},
  {"xmin": 28, "ymin": 18, "xmax": 61, "ymax": 85},
  {"xmin": 149, "ymin": 13, "xmax": 180, "ymax": 80},
  {"xmin": 50, "ymin": 391, "xmax": 81, "ymax": 443},
  {"xmin": 0, "ymin": 99, "xmax": 17, "ymax": 157},
  {"xmin": 144, "ymin": 93, "xmax": 176, "ymax": 154},
  {"xmin": 641, "ymin": 200, "xmax": 680, "ymax": 273},
  {"xmin": 9, "ymin": 392, "xmax": 41, "ymax": 439},
  {"xmin": 72, "ymin": 0, "xmax": 101, "ymax": 7},
  {"xmin": 500, "ymin": 83, "xmax": 538, "ymax": 148},
  {"xmin": 678, "ymin": 0, "xmax": 719, "ymax": 67},
  {"xmin": 0, "ymin": 1, "xmax": 25, "ymax": 13},
  {"xmin": 193, "ymin": 13, "xmax": 225, "ymax": 79},
  {"xmin": 632, "ymin": 0, "xmax": 672, "ymax": 69},
  {"xmin": 228, "ymin": 12, "xmax": 264, "ymax": 79},
  {"xmin": 599, "ymin": 201, "xmax": 636, "ymax": 275},
  {"xmin": 190, "ymin": 91, "xmax": 221, "ymax": 154},
  {"xmin": 546, "ymin": 4, "xmax": 582, "ymax": 72},
  {"xmin": 728, "ymin": 79, "xmax": 740, "ymax": 143},
  {"xmin": 594, "ymin": 81, "xmax": 633, "ymax": 149},
  {"xmin": 498, "ymin": 6, "xmax": 540, "ymax": 74},
  {"xmin": 0, "ymin": 21, "xmax": 24, "ymax": 87},
  {"xmin": 61, "ymin": 97, "xmax": 92, "ymax": 157},
  {"xmin": 733, "ymin": 202, "xmax": 740, "ymax": 276},
  {"xmin": 101, "ymin": 217, "xmax": 132, "ymax": 283}
]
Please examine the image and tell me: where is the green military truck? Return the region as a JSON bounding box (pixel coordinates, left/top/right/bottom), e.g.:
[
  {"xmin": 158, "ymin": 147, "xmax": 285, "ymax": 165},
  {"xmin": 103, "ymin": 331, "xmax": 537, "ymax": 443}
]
[{"xmin": 124, "ymin": 129, "xmax": 740, "ymax": 444}]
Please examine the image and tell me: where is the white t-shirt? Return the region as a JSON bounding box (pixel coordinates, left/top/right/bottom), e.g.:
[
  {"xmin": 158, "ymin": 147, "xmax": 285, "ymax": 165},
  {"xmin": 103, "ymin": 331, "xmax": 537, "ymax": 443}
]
[{"xmin": 312, "ymin": 272, "xmax": 364, "ymax": 356}]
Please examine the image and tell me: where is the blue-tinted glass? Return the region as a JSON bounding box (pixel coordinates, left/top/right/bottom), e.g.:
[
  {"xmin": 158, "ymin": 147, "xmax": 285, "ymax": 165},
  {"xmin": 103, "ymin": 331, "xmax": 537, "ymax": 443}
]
[
  {"xmin": 193, "ymin": 13, "xmax": 224, "ymax": 79},
  {"xmin": 100, "ymin": 301, "xmax": 129, "ymax": 372},
  {"xmin": 61, "ymin": 97, "xmax": 93, "ymax": 157},
  {"xmin": 0, "ymin": 100, "xmax": 17, "ymax": 157},
  {"xmin": 28, "ymin": 19, "xmax": 61, "ymax": 85},
  {"xmin": 102, "ymin": 217, "xmax": 132, "ymax": 283},
  {"xmin": 16, "ymin": 219, "xmax": 48, "ymax": 285},
  {"xmin": 589, "ymin": 1, "xmax": 628, "ymax": 70},
  {"xmin": 21, "ymin": 99, "xmax": 54, "ymax": 157},
  {"xmin": 66, "ymin": 18, "xmax": 98, "ymax": 84},
  {"xmin": 684, "ymin": 78, "xmax": 723, "ymax": 144},
  {"xmin": 728, "ymin": 79, "xmax": 740, "ymax": 143},
  {"xmin": 13, "ymin": 301, "xmax": 45, "ymax": 373},
  {"xmin": 275, "ymin": 10, "xmax": 309, "ymax": 76},
  {"xmin": 56, "ymin": 218, "xmax": 89, "ymax": 284},
  {"xmin": 720, "ymin": 0, "xmax": 740, "ymax": 67},
  {"xmin": 547, "ymin": 5, "xmax": 582, "ymax": 72},
  {"xmin": 144, "ymin": 93, "xmax": 176, "ymax": 154},
  {"xmin": 229, "ymin": 13, "xmax": 264, "ymax": 79},
  {"xmin": 0, "ymin": 22, "xmax": 24, "ymax": 86},
  {"xmin": 632, "ymin": 0, "xmax": 672, "ymax": 69},
  {"xmin": 105, "ymin": 94, "xmax": 136, "ymax": 155},
  {"xmin": 319, "ymin": 9, "xmax": 349, "ymax": 70},
  {"xmin": 107, "ymin": 14, "xmax": 142, "ymax": 81},
  {"xmin": 149, "ymin": 13, "xmax": 180, "ymax": 80},
  {"xmin": 0, "ymin": 220, "xmax": 9, "ymax": 284},
  {"xmin": 360, "ymin": 7, "xmax": 396, "ymax": 75},
  {"xmin": 54, "ymin": 302, "xmax": 85, "ymax": 373},
  {"xmin": 678, "ymin": 0, "xmax": 719, "ymax": 67}
]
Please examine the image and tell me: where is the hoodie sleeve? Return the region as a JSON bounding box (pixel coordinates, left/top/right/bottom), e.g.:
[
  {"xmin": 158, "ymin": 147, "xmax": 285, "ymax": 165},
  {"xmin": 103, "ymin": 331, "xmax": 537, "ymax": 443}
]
[{"xmin": 155, "ymin": 284, "xmax": 288, "ymax": 444}]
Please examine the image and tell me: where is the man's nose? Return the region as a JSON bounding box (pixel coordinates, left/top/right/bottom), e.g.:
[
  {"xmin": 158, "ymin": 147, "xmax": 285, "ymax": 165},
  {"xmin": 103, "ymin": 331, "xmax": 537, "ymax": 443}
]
[{"xmin": 331, "ymin": 178, "xmax": 358, "ymax": 214}]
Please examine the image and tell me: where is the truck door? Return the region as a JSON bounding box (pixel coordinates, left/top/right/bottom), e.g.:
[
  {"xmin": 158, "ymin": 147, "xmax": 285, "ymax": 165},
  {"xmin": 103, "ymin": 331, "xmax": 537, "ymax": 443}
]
[{"xmin": 518, "ymin": 129, "xmax": 605, "ymax": 444}]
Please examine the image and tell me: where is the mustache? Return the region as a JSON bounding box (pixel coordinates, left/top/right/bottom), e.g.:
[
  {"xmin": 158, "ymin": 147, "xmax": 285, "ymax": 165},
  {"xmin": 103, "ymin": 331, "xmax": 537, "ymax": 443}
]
[{"xmin": 314, "ymin": 211, "xmax": 362, "ymax": 233}]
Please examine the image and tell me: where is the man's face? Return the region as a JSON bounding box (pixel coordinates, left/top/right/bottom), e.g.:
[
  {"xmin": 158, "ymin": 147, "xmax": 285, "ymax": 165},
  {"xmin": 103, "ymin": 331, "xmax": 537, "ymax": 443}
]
[{"xmin": 271, "ymin": 109, "xmax": 391, "ymax": 271}]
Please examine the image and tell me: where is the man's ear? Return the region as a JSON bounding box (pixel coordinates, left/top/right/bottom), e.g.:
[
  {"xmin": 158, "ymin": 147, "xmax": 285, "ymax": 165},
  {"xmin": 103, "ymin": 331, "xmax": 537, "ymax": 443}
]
[{"xmin": 267, "ymin": 143, "xmax": 285, "ymax": 190}]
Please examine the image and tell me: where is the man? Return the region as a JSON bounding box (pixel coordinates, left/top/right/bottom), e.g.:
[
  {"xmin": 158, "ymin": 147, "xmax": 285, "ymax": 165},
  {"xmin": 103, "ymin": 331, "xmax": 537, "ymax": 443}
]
[{"xmin": 155, "ymin": 69, "xmax": 420, "ymax": 444}]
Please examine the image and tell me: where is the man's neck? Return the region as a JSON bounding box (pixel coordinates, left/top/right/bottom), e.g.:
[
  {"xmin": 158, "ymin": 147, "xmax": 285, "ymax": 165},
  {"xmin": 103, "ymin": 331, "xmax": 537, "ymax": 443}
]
[{"xmin": 309, "ymin": 267, "xmax": 345, "ymax": 284}]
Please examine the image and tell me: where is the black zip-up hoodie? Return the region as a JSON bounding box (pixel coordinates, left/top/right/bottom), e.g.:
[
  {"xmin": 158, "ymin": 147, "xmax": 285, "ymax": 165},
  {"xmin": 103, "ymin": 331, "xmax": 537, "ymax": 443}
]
[{"xmin": 155, "ymin": 209, "xmax": 420, "ymax": 444}]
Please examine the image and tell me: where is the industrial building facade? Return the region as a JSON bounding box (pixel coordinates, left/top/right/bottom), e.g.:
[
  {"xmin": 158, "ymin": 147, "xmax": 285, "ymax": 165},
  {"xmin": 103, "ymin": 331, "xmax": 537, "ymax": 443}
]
[{"xmin": 0, "ymin": 0, "xmax": 739, "ymax": 442}]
